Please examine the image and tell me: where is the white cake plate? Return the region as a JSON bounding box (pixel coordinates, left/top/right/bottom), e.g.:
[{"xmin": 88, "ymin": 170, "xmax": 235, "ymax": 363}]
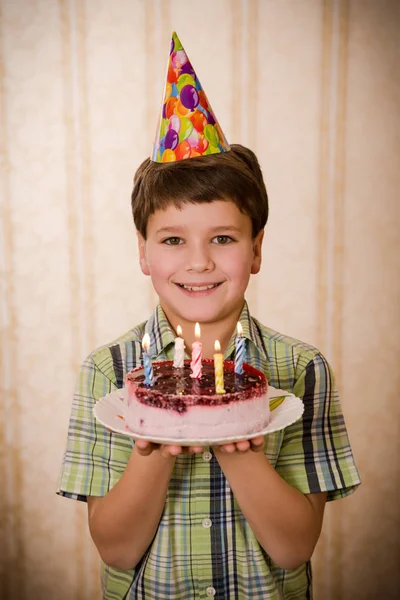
[{"xmin": 93, "ymin": 386, "xmax": 304, "ymax": 446}]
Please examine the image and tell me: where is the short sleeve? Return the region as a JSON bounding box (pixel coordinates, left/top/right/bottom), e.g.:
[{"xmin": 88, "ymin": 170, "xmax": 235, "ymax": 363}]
[
  {"xmin": 57, "ymin": 354, "xmax": 133, "ymax": 501},
  {"xmin": 275, "ymin": 352, "xmax": 361, "ymax": 501}
]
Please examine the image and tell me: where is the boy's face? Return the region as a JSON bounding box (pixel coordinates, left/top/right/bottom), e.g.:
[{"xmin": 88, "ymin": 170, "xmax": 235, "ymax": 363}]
[{"xmin": 137, "ymin": 200, "xmax": 263, "ymax": 329}]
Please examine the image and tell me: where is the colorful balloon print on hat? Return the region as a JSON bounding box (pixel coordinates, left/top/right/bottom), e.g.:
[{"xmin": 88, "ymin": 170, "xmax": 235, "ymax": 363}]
[{"xmin": 152, "ymin": 31, "xmax": 230, "ymax": 162}]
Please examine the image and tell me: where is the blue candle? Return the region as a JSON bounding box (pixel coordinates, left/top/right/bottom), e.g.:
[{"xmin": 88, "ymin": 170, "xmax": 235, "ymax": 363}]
[
  {"xmin": 142, "ymin": 333, "xmax": 154, "ymax": 386},
  {"xmin": 234, "ymin": 322, "xmax": 245, "ymax": 375}
]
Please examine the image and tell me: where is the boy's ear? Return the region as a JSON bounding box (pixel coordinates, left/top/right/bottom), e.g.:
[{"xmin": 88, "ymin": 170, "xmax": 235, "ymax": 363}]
[
  {"xmin": 137, "ymin": 231, "xmax": 150, "ymax": 276},
  {"xmin": 251, "ymin": 230, "xmax": 264, "ymax": 275}
]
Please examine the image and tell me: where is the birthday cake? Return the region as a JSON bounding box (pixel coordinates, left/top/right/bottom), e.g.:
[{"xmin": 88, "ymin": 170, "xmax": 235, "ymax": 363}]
[{"xmin": 124, "ymin": 359, "xmax": 269, "ymax": 441}]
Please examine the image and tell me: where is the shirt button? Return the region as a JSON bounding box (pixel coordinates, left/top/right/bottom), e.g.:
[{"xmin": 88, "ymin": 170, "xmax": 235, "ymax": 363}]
[
  {"xmin": 202, "ymin": 451, "xmax": 212, "ymax": 462},
  {"xmin": 206, "ymin": 587, "xmax": 216, "ymax": 597},
  {"xmin": 202, "ymin": 518, "xmax": 212, "ymax": 528}
]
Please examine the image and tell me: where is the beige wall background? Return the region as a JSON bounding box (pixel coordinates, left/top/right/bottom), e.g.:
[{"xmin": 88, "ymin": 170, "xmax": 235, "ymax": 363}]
[{"xmin": 1, "ymin": 0, "xmax": 399, "ymax": 598}]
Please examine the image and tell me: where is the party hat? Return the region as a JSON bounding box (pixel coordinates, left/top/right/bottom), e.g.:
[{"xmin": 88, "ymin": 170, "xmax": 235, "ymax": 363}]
[{"xmin": 152, "ymin": 32, "xmax": 230, "ymax": 162}]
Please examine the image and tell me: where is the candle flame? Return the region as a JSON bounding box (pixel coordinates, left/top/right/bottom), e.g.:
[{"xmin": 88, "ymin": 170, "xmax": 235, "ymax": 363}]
[
  {"xmin": 177, "ymin": 325, "xmax": 182, "ymax": 337},
  {"xmin": 214, "ymin": 340, "xmax": 221, "ymax": 353},
  {"xmin": 142, "ymin": 333, "xmax": 150, "ymax": 352},
  {"xmin": 237, "ymin": 321, "xmax": 243, "ymax": 336},
  {"xmin": 195, "ymin": 322, "xmax": 201, "ymax": 339}
]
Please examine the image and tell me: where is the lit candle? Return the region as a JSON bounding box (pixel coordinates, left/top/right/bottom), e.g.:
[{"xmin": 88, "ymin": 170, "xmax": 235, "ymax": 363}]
[
  {"xmin": 173, "ymin": 325, "xmax": 185, "ymax": 369},
  {"xmin": 190, "ymin": 322, "xmax": 202, "ymax": 379},
  {"xmin": 142, "ymin": 333, "xmax": 153, "ymax": 386},
  {"xmin": 235, "ymin": 322, "xmax": 245, "ymax": 375},
  {"xmin": 213, "ymin": 340, "xmax": 225, "ymax": 394}
]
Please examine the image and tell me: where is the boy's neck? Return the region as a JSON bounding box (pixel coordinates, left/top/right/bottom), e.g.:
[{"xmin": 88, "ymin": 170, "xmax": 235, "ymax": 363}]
[{"xmin": 160, "ymin": 303, "xmax": 244, "ymax": 360}]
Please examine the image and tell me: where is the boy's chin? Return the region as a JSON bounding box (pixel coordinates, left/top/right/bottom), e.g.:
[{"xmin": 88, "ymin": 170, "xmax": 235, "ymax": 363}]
[
  {"xmin": 183, "ymin": 311, "xmax": 221, "ymax": 325},
  {"xmin": 161, "ymin": 300, "xmax": 220, "ymax": 325},
  {"xmin": 171, "ymin": 305, "xmax": 234, "ymax": 326}
]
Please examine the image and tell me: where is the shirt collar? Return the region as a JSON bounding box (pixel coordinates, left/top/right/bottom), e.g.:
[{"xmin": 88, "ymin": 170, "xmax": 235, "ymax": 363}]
[
  {"xmin": 224, "ymin": 300, "xmax": 268, "ymax": 361},
  {"xmin": 145, "ymin": 300, "xmax": 268, "ymax": 361},
  {"xmin": 145, "ymin": 305, "xmax": 176, "ymax": 359}
]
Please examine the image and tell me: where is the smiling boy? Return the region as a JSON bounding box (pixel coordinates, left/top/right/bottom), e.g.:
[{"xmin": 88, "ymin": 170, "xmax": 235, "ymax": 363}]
[
  {"xmin": 137, "ymin": 202, "xmax": 263, "ymax": 356},
  {"xmin": 57, "ymin": 34, "xmax": 360, "ymax": 599}
]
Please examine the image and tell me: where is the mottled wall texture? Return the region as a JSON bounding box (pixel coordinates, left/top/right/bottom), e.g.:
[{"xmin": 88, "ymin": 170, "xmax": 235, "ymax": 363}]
[{"xmin": 1, "ymin": 0, "xmax": 399, "ymax": 598}]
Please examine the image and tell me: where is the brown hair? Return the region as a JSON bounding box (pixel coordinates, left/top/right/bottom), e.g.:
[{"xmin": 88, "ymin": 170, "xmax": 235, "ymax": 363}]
[{"xmin": 131, "ymin": 144, "xmax": 269, "ymax": 238}]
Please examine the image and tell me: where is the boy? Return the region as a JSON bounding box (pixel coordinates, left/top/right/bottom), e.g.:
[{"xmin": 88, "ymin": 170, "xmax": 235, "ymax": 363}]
[{"xmin": 58, "ymin": 34, "xmax": 360, "ymax": 599}]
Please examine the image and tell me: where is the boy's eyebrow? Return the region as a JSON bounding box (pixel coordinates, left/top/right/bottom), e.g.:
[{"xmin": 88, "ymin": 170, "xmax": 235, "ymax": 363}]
[
  {"xmin": 210, "ymin": 226, "xmax": 242, "ymax": 233},
  {"xmin": 155, "ymin": 225, "xmax": 242, "ymax": 235}
]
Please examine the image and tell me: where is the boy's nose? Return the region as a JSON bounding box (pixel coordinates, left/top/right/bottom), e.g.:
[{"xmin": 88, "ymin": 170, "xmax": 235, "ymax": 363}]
[{"xmin": 186, "ymin": 244, "xmax": 215, "ymax": 272}]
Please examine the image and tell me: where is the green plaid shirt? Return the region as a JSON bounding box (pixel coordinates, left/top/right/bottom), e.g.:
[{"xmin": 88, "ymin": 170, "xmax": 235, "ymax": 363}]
[{"xmin": 58, "ymin": 302, "xmax": 360, "ymax": 599}]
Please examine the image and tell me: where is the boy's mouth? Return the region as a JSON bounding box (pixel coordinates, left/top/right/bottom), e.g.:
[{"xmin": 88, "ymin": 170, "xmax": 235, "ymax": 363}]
[{"xmin": 176, "ymin": 282, "xmax": 222, "ymax": 293}]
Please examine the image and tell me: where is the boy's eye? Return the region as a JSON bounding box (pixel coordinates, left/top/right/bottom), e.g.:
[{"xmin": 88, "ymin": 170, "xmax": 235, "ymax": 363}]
[
  {"xmin": 163, "ymin": 237, "xmax": 183, "ymax": 245},
  {"xmin": 212, "ymin": 235, "xmax": 234, "ymax": 245}
]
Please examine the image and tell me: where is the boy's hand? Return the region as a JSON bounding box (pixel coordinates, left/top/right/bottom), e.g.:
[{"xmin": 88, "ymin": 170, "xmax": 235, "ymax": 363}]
[
  {"xmin": 134, "ymin": 440, "xmax": 205, "ymax": 458},
  {"xmin": 134, "ymin": 435, "xmax": 265, "ymax": 457},
  {"xmin": 214, "ymin": 435, "xmax": 265, "ymax": 454}
]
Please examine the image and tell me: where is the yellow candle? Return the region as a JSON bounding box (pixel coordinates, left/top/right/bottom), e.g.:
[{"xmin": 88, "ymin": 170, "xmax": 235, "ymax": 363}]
[{"xmin": 213, "ymin": 340, "xmax": 225, "ymax": 395}]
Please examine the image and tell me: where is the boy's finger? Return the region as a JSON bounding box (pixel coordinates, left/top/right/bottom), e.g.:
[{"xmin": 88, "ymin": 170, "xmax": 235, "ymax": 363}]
[
  {"xmin": 235, "ymin": 440, "xmax": 250, "ymax": 452},
  {"xmin": 135, "ymin": 440, "xmax": 155, "ymax": 456},
  {"xmin": 161, "ymin": 445, "xmax": 182, "ymax": 457},
  {"xmin": 188, "ymin": 446, "xmax": 204, "ymax": 454},
  {"xmin": 250, "ymin": 436, "xmax": 265, "ymax": 452},
  {"xmin": 218, "ymin": 443, "xmax": 236, "ymax": 453}
]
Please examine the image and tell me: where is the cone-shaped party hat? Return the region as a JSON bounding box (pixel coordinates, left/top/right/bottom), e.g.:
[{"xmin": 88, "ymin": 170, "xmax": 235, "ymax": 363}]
[{"xmin": 152, "ymin": 32, "xmax": 230, "ymax": 162}]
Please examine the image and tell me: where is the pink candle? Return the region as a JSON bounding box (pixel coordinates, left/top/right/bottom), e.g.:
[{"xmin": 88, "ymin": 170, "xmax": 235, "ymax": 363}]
[
  {"xmin": 173, "ymin": 325, "xmax": 185, "ymax": 368},
  {"xmin": 190, "ymin": 322, "xmax": 202, "ymax": 379}
]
